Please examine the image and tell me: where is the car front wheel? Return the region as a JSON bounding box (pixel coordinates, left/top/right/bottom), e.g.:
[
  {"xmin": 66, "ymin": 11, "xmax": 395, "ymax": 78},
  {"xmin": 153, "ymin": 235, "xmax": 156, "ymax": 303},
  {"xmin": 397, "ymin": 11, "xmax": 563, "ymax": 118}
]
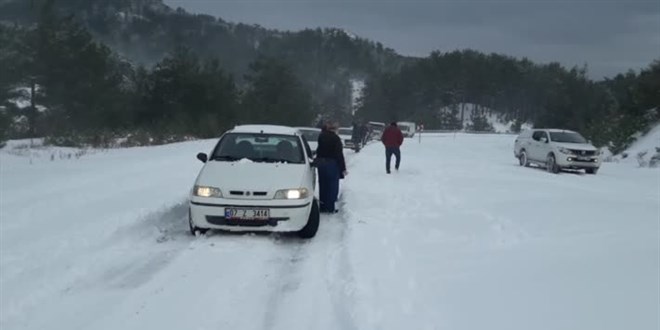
[
  {"xmin": 298, "ymin": 199, "xmax": 320, "ymax": 239},
  {"xmin": 546, "ymin": 154, "xmax": 560, "ymax": 174},
  {"xmin": 189, "ymin": 208, "xmax": 208, "ymax": 236},
  {"xmin": 585, "ymin": 168, "xmax": 599, "ymax": 175},
  {"xmin": 519, "ymin": 150, "xmax": 529, "ymax": 167}
]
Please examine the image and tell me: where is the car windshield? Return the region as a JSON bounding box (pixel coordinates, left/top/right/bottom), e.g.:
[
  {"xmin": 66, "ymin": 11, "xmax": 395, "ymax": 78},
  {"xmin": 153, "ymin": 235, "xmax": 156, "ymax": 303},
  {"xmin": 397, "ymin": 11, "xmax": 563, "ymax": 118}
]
[
  {"xmin": 298, "ymin": 129, "xmax": 320, "ymax": 142},
  {"xmin": 338, "ymin": 128, "xmax": 352, "ymax": 136},
  {"xmin": 549, "ymin": 132, "xmax": 587, "ymax": 143},
  {"xmin": 211, "ymin": 133, "xmax": 305, "ymax": 164}
]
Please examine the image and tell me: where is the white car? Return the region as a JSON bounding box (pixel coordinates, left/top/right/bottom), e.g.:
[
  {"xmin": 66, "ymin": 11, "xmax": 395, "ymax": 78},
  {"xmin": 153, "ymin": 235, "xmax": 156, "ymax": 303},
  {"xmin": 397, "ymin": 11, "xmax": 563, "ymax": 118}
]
[
  {"xmin": 367, "ymin": 121, "xmax": 385, "ymax": 140},
  {"xmin": 514, "ymin": 129, "xmax": 601, "ymax": 174},
  {"xmin": 398, "ymin": 121, "xmax": 416, "ymax": 137},
  {"xmin": 189, "ymin": 125, "xmax": 320, "ymax": 238},
  {"xmin": 337, "ymin": 127, "xmax": 355, "ymax": 149},
  {"xmin": 295, "ymin": 127, "xmax": 321, "ymax": 154}
]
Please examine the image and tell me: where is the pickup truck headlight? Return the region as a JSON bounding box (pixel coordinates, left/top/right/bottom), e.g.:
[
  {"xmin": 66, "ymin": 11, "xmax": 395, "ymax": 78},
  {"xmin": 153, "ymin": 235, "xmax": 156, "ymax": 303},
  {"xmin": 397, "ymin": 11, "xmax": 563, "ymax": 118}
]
[
  {"xmin": 558, "ymin": 147, "xmax": 574, "ymax": 155},
  {"xmin": 193, "ymin": 185, "xmax": 222, "ymax": 198},
  {"xmin": 274, "ymin": 188, "xmax": 309, "ymax": 200}
]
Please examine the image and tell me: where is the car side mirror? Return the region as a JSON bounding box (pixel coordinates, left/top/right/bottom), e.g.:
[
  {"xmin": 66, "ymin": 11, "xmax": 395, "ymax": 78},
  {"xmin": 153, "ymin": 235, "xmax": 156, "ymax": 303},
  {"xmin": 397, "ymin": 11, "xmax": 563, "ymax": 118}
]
[{"xmin": 196, "ymin": 152, "xmax": 208, "ymax": 163}]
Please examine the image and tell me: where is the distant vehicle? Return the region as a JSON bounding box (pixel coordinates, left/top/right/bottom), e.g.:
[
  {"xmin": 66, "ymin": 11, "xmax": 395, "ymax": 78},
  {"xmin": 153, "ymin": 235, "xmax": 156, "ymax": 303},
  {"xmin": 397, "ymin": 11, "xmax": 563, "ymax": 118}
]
[
  {"xmin": 189, "ymin": 125, "xmax": 320, "ymax": 238},
  {"xmin": 367, "ymin": 121, "xmax": 385, "ymax": 140},
  {"xmin": 296, "ymin": 127, "xmax": 321, "ymax": 155},
  {"xmin": 398, "ymin": 121, "xmax": 416, "ymax": 137},
  {"xmin": 337, "ymin": 127, "xmax": 356, "ymax": 150},
  {"xmin": 514, "ymin": 129, "xmax": 601, "ymax": 174}
]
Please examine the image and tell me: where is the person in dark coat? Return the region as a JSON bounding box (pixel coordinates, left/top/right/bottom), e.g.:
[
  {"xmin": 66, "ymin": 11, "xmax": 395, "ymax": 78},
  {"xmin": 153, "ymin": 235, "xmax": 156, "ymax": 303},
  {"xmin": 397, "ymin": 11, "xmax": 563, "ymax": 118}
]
[
  {"xmin": 315, "ymin": 121, "xmax": 347, "ymax": 213},
  {"xmin": 360, "ymin": 122, "xmax": 369, "ymax": 144},
  {"xmin": 351, "ymin": 122, "xmax": 362, "ymax": 152},
  {"xmin": 381, "ymin": 121, "xmax": 404, "ymax": 174}
]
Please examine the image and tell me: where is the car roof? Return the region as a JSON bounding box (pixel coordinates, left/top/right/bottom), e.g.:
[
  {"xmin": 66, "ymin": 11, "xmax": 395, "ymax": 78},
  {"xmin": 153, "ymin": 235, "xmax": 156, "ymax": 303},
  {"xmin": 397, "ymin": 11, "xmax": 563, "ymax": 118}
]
[
  {"xmin": 230, "ymin": 125, "xmax": 300, "ymax": 135},
  {"xmin": 295, "ymin": 127, "xmax": 321, "ymax": 132},
  {"xmin": 534, "ymin": 128, "xmax": 578, "ymax": 133}
]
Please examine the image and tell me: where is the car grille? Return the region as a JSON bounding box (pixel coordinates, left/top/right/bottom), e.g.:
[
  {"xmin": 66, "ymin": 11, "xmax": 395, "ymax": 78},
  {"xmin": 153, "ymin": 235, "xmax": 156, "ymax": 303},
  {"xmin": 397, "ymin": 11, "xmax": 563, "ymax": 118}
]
[
  {"xmin": 228, "ymin": 190, "xmax": 269, "ymax": 198},
  {"xmin": 570, "ymin": 149, "xmax": 596, "ymax": 156},
  {"xmin": 206, "ymin": 216, "xmax": 288, "ymax": 227}
]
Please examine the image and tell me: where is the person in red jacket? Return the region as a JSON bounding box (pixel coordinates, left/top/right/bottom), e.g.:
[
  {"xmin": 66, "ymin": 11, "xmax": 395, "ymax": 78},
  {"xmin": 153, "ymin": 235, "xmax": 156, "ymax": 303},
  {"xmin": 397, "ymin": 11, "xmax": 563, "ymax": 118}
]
[{"xmin": 381, "ymin": 122, "xmax": 404, "ymax": 174}]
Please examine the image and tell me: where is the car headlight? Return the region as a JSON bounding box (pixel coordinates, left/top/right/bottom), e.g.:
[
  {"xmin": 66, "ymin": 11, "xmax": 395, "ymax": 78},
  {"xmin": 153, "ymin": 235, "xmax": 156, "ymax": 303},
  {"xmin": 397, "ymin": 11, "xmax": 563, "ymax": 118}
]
[
  {"xmin": 193, "ymin": 185, "xmax": 222, "ymax": 198},
  {"xmin": 558, "ymin": 147, "xmax": 574, "ymax": 155},
  {"xmin": 274, "ymin": 188, "xmax": 309, "ymax": 200}
]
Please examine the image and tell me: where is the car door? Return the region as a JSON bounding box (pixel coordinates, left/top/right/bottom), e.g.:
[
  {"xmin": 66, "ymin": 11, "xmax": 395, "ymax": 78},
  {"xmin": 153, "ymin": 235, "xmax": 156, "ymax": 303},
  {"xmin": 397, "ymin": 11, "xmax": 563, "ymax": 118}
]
[
  {"xmin": 535, "ymin": 131, "xmax": 551, "ymax": 162},
  {"xmin": 529, "ymin": 131, "xmax": 543, "ymax": 161},
  {"xmin": 514, "ymin": 130, "xmax": 532, "ymax": 156},
  {"xmin": 300, "ymin": 135, "xmax": 317, "ymax": 190}
]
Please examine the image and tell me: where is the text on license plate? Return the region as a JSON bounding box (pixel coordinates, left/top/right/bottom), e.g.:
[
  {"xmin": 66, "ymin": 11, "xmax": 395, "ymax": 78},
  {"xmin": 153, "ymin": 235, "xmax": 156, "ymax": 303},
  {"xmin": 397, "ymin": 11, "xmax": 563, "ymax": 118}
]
[{"xmin": 225, "ymin": 208, "xmax": 270, "ymax": 220}]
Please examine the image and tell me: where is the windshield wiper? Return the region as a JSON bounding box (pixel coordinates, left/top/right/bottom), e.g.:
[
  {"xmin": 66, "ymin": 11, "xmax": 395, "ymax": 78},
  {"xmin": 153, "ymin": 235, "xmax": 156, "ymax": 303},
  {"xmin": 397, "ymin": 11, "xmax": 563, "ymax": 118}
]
[
  {"xmin": 252, "ymin": 157, "xmax": 284, "ymax": 163},
  {"xmin": 211, "ymin": 155, "xmax": 241, "ymax": 161}
]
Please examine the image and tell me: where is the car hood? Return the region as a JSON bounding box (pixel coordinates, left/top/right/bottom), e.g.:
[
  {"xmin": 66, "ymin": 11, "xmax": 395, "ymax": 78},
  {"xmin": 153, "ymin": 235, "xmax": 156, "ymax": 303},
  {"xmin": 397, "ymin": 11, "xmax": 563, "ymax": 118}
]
[
  {"xmin": 196, "ymin": 160, "xmax": 307, "ymax": 192},
  {"xmin": 553, "ymin": 142, "xmax": 597, "ymax": 151}
]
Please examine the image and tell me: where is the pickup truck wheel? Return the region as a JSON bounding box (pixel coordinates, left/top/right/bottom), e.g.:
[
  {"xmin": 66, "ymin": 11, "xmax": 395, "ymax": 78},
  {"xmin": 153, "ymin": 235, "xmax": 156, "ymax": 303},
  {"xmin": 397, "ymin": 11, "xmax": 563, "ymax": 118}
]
[
  {"xmin": 519, "ymin": 150, "xmax": 529, "ymax": 167},
  {"xmin": 546, "ymin": 154, "xmax": 560, "ymax": 174}
]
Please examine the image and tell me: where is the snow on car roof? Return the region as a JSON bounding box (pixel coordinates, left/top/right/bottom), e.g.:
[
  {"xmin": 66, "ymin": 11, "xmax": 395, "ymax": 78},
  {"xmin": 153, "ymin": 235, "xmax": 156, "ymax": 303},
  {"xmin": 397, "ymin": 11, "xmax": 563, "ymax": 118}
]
[
  {"xmin": 537, "ymin": 128, "xmax": 578, "ymax": 133},
  {"xmin": 295, "ymin": 127, "xmax": 321, "ymax": 132},
  {"xmin": 230, "ymin": 125, "xmax": 300, "ymax": 135}
]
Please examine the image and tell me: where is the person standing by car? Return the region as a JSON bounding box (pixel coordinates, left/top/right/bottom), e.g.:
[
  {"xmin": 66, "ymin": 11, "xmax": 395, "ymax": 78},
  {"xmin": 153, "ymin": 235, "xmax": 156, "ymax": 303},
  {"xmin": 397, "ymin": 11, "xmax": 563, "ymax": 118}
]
[
  {"xmin": 358, "ymin": 122, "xmax": 369, "ymax": 145},
  {"xmin": 351, "ymin": 122, "xmax": 362, "ymax": 152},
  {"xmin": 381, "ymin": 121, "xmax": 404, "ymax": 174},
  {"xmin": 315, "ymin": 121, "xmax": 347, "ymax": 213}
]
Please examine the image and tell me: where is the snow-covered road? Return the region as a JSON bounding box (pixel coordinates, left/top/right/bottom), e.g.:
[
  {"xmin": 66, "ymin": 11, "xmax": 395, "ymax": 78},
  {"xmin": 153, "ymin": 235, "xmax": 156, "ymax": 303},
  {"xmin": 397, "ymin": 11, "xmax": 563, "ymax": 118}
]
[{"xmin": 1, "ymin": 134, "xmax": 658, "ymax": 330}]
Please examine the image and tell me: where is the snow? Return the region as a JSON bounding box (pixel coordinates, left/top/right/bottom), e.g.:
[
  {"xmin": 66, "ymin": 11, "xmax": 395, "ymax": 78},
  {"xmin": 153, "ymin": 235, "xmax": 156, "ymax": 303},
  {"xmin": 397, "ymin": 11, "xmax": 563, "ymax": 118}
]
[
  {"xmin": 1, "ymin": 133, "xmax": 658, "ymax": 330},
  {"xmin": 341, "ymin": 29, "xmax": 358, "ymax": 40},
  {"xmin": 231, "ymin": 124, "xmax": 300, "ymax": 135},
  {"xmin": 619, "ymin": 122, "xmax": 660, "ymax": 165},
  {"xmin": 350, "ymin": 79, "xmax": 365, "ymax": 115},
  {"xmin": 7, "ymin": 87, "xmax": 47, "ymax": 112}
]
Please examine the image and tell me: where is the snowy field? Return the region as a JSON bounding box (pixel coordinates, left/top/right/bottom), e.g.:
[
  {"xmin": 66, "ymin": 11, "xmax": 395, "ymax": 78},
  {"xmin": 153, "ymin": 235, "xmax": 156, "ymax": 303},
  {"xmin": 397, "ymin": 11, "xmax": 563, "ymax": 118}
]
[{"xmin": 1, "ymin": 133, "xmax": 658, "ymax": 330}]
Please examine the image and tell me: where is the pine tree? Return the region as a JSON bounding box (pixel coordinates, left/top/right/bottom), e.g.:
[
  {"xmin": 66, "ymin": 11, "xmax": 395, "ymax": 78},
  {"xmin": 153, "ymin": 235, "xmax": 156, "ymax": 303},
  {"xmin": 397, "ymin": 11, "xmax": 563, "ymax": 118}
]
[{"xmin": 241, "ymin": 57, "xmax": 313, "ymax": 126}]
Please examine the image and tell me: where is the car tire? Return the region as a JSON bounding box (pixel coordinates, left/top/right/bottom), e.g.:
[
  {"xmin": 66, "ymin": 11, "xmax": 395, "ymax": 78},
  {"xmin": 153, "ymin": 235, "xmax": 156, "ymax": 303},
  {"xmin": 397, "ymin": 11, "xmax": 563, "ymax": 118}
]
[
  {"xmin": 188, "ymin": 208, "xmax": 208, "ymax": 236},
  {"xmin": 585, "ymin": 168, "xmax": 598, "ymax": 175},
  {"xmin": 298, "ymin": 199, "xmax": 320, "ymax": 239},
  {"xmin": 519, "ymin": 150, "xmax": 529, "ymax": 167},
  {"xmin": 546, "ymin": 154, "xmax": 560, "ymax": 174}
]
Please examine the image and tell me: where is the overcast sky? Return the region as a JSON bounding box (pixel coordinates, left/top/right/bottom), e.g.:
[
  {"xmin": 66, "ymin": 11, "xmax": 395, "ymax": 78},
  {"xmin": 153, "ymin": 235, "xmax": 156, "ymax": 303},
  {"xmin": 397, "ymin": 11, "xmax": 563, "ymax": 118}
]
[{"xmin": 163, "ymin": 0, "xmax": 659, "ymax": 79}]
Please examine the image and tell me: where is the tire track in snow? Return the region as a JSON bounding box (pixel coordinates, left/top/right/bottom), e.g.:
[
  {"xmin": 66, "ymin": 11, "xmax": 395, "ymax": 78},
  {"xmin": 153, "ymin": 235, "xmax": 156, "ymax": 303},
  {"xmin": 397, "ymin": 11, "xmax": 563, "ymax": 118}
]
[
  {"xmin": 325, "ymin": 151, "xmax": 361, "ymax": 330},
  {"xmin": 324, "ymin": 203, "xmax": 359, "ymax": 330},
  {"xmin": 260, "ymin": 237, "xmax": 309, "ymax": 330},
  {"xmin": 257, "ymin": 152, "xmax": 361, "ymax": 330}
]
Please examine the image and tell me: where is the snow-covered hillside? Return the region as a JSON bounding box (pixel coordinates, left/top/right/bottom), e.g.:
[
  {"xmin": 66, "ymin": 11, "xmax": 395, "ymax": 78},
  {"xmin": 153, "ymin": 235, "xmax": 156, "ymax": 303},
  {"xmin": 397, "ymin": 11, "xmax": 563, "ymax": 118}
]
[
  {"xmin": 1, "ymin": 134, "xmax": 658, "ymax": 330},
  {"xmin": 617, "ymin": 123, "xmax": 660, "ymax": 167}
]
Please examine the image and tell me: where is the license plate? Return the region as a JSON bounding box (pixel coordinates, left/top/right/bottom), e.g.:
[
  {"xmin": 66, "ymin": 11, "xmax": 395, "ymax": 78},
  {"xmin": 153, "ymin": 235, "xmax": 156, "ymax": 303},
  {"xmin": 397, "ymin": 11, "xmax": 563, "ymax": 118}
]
[
  {"xmin": 577, "ymin": 157, "xmax": 590, "ymax": 161},
  {"xmin": 225, "ymin": 208, "xmax": 269, "ymax": 220}
]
